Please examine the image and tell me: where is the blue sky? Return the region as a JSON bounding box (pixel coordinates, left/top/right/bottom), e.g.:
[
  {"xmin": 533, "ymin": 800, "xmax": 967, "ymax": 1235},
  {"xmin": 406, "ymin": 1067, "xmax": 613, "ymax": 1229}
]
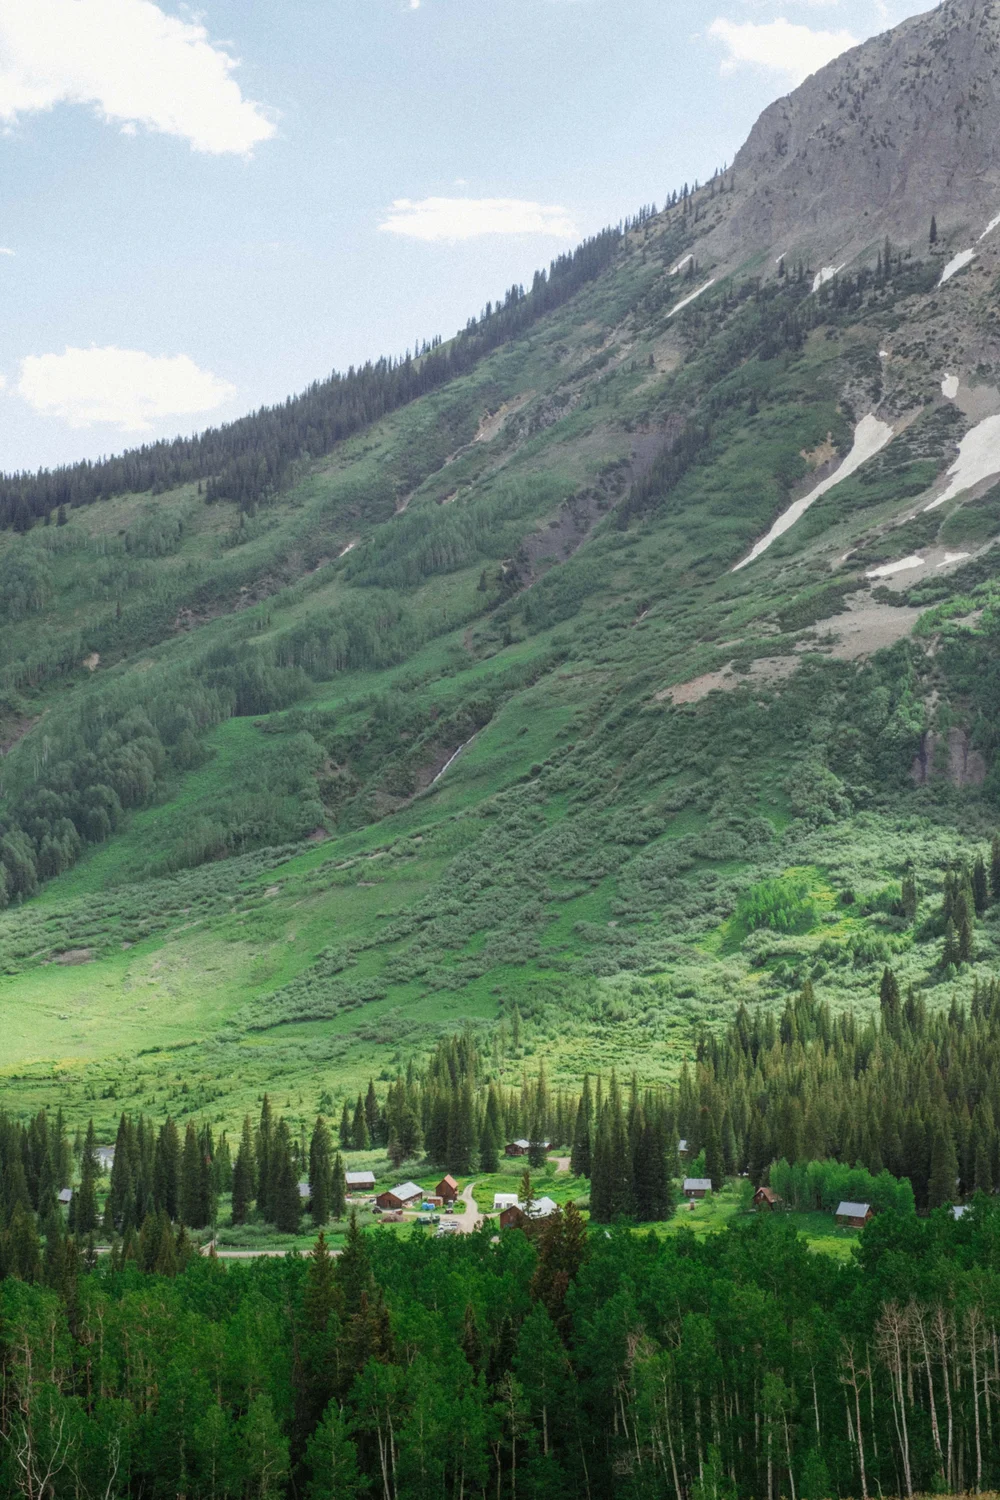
[{"xmin": 0, "ymin": 0, "xmax": 932, "ymax": 471}]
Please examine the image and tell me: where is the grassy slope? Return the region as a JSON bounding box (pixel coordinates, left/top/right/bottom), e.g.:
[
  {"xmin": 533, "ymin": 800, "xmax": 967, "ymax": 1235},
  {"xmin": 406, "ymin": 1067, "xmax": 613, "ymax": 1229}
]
[{"xmin": 2, "ymin": 217, "xmax": 999, "ymax": 1141}]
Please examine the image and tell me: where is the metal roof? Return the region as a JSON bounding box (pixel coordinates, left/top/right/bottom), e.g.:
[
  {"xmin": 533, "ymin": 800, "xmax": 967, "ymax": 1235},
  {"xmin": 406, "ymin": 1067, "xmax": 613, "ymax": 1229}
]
[
  {"xmin": 385, "ymin": 1181, "xmax": 423, "ymax": 1201},
  {"xmin": 345, "ymin": 1171, "xmax": 375, "ymax": 1185},
  {"xmin": 836, "ymin": 1201, "xmax": 871, "ymax": 1217},
  {"xmin": 684, "ymin": 1178, "xmax": 712, "ymax": 1191}
]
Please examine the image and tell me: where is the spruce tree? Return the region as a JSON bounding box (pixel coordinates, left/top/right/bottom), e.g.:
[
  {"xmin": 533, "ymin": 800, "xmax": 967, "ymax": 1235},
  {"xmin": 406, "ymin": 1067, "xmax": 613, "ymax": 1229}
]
[
  {"xmin": 154, "ymin": 1117, "xmax": 180, "ymax": 1220},
  {"xmin": 309, "ymin": 1116, "xmax": 333, "ymax": 1227},
  {"xmin": 703, "ymin": 1107, "xmax": 724, "ymax": 1192},
  {"xmin": 973, "ymin": 855, "xmax": 989, "ymax": 915},
  {"xmin": 350, "ymin": 1096, "xmax": 369, "ymax": 1151},
  {"xmin": 257, "ymin": 1095, "xmax": 274, "ymax": 1222},
  {"xmin": 338, "ymin": 1102, "xmax": 352, "ymax": 1151},
  {"xmin": 479, "ymin": 1116, "xmax": 500, "ymax": 1173},
  {"xmin": 570, "ymin": 1076, "xmax": 593, "ymax": 1179},
  {"xmin": 232, "ymin": 1124, "xmax": 255, "ymax": 1226},
  {"xmin": 991, "ymin": 834, "xmax": 1000, "ymax": 903},
  {"xmin": 928, "ymin": 1126, "xmax": 958, "ymax": 1209},
  {"xmin": 179, "ymin": 1121, "xmax": 205, "ymax": 1229},
  {"xmin": 929, "ymin": 214, "xmax": 938, "ymax": 246},
  {"xmin": 330, "ymin": 1152, "xmax": 347, "ymax": 1220},
  {"xmin": 364, "ymin": 1080, "xmax": 381, "ymax": 1145},
  {"xmin": 73, "ymin": 1120, "xmax": 99, "ymax": 1236},
  {"xmin": 272, "ymin": 1121, "xmax": 302, "ymax": 1233}
]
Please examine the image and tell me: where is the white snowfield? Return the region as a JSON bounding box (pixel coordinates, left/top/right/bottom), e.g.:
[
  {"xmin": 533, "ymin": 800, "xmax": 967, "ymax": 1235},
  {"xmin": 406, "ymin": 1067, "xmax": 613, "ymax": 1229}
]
[
  {"xmin": 813, "ymin": 264, "xmax": 845, "ymax": 292},
  {"xmin": 733, "ymin": 414, "xmax": 894, "ymax": 571},
  {"xmin": 866, "ymin": 554, "xmax": 925, "ymax": 579},
  {"xmin": 671, "ymin": 254, "xmax": 694, "ymax": 275},
  {"xmin": 938, "ymin": 551, "xmax": 970, "ymax": 567},
  {"xmin": 925, "ymin": 414, "xmax": 1000, "ymax": 511},
  {"xmin": 669, "ymin": 279, "xmax": 716, "ymax": 317},
  {"xmin": 939, "ymin": 248, "xmax": 976, "ymax": 286},
  {"xmin": 979, "ymin": 211, "xmax": 1000, "ymax": 243},
  {"xmin": 941, "ymin": 374, "xmax": 960, "ymax": 399}
]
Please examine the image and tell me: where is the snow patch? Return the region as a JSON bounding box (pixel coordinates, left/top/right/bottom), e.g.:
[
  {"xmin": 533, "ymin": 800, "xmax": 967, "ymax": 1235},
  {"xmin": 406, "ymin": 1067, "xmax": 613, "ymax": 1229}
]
[
  {"xmin": 925, "ymin": 414, "xmax": 1000, "ymax": 510},
  {"xmin": 938, "ymin": 552, "xmax": 970, "ymax": 567},
  {"xmin": 866, "ymin": 555, "xmax": 926, "ymax": 579},
  {"xmin": 671, "ymin": 254, "xmax": 693, "ymax": 275},
  {"xmin": 734, "ymin": 414, "xmax": 894, "ymax": 571},
  {"xmin": 979, "ymin": 211, "xmax": 1000, "ymax": 243},
  {"xmin": 939, "ymin": 248, "xmax": 976, "ymax": 286},
  {"xmin": 941, "ymin": 374, "xmax": 960, "ymax": 400},
  {"xmin": 879, "ymin": 350, "xmax": 890, "ymax": 359},
  {"xmin": 812, "ymin": 263, "xmax": 845, "ymax": 292},
  {"xmin": 338, "ymin": 539, "xmax": 357, "ymax": 557},
  {"xmin": 669, "ymin": 278, "xmax": 716, "ymax": 317}
]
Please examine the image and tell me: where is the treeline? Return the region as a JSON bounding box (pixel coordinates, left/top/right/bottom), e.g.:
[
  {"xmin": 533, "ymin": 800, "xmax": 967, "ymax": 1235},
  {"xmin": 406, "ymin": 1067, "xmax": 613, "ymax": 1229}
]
[
  {"xmin": 683, "ymin": 970, "xmax": 1000, "ymax": 1211},
  {"xmin": 7, "ymin": 1196, "xmax": 1000, "ymax": 1495},
  {"xmin": 0, "ymin": 228, "xmax": 624, "ymax": 531}
]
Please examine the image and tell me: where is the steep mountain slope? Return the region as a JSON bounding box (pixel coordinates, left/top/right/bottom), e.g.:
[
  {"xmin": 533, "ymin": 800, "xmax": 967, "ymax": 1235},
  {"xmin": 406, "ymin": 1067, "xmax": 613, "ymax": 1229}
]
[{"xmin": 4, "ymin": 0, "xmax": 1000, "ymax": 1133}]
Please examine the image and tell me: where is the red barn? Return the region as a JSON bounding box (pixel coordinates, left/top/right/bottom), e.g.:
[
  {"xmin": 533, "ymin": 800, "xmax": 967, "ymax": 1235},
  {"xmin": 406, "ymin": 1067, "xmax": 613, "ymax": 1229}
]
[
  {"xmin": 437, "ymin": 1175, "xmax": 459, "ymax": 1203},
  {"xmin": 753, "ymin": 1186, "xmax": 780, "ymax": 1211}
]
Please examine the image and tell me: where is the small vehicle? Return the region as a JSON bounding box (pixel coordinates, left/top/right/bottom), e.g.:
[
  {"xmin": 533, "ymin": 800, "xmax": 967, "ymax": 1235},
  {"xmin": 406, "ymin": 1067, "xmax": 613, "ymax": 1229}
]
[
  {"xmin": 445, "ymin": 1205, "xmax": 454, "ymax": 1214},
  {"xmin": 417, "ymin": 1214, "xmax": 433, "ymax": 1226}
]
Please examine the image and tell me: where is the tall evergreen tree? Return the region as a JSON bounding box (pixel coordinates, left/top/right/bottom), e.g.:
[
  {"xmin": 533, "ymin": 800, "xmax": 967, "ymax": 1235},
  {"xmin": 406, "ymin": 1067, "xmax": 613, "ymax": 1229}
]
[{"xmin": 309, "ymin": 1116, "xmax": 333, "ymax": 1227}]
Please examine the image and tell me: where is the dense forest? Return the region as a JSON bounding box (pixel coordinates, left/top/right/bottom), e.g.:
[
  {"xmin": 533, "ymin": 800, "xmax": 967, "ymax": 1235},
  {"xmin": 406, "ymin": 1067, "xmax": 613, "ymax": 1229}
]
[{"xmin": 4, "ymin": 1191, "xmax": 1000, "ymax": 1497}]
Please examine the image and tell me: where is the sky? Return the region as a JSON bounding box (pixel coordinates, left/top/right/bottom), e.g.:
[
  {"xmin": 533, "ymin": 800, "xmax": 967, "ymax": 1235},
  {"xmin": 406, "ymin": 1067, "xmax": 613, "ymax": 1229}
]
[{"xmin": 0, "ymin": 0, "xmax": 935, "ymax": 473}]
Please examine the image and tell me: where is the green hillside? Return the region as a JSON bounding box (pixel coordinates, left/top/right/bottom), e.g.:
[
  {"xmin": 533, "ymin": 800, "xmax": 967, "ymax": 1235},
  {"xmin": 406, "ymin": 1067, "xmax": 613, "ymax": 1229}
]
[{"xmin": 2, "ymin": 201, "xmax": 999, "ymax": 1137}]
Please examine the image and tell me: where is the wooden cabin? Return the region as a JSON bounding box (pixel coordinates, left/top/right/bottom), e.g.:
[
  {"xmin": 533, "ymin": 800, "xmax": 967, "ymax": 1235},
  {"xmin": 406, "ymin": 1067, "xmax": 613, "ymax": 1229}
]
[
  {"xmin": 683, "ymin": 1178, "xmax": 712, "ymax": 1199},
  {"xmin": 835, "ymin": 1201, "xmax": 874, "ymax": 1228},
  {"xmin": 753, "ymin": 1186, "xmax": 779, "ymax": 1211},
  {"xmin": 436, "ymin": 1174, "xmax": 459, "ymax": 1203}
]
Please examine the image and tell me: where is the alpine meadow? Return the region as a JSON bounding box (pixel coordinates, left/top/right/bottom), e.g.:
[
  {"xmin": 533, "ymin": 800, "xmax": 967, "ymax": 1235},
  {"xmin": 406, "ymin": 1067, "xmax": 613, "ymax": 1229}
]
[{"xmin": 12, "ymin": 0, "xmax": 1000, "ymax": 1495}]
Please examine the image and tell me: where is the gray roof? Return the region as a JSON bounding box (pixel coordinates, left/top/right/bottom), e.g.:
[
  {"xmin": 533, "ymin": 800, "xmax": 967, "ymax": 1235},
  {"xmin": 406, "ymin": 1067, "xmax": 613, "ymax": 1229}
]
[
  {"xmin": 58, "ymin": 1187, "xmax": 73, "ymax": 1204},
  {"xmin": 684, "ymin": 1178, "xmax": 712, "ymax": 1192},
  {"xmin": 385, "ymin": 1181, "xmax": 423, "ymax": 1202},
  {"xmin": 678, "ymin": 1139, "xmax": 688, "ymax": 1152},
  {"xmin": 345, "ymin": 1171, "xmax": 375, "ymax": 1186},
  {"xmin": 528, "ymin": 1196, "xmax": 558, "ymax": 1218},
  {"xmin": 298, "ymin": 1181, "xmax": 311, "ymax": 1199},
  {"xmin": 952, "ymin": 1204, "xmax": 968, "ymax": 1219},
  {"xmin": 836, "ymin": 1201, "xmax": 871, "ymax": 1217}
]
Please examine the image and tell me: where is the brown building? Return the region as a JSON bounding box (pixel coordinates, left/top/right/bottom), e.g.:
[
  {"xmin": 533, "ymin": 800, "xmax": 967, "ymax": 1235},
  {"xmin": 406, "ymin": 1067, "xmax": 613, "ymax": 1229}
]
[
  {"xmin": 437, "ymin": 1175, "xmax": 459, "ymax": 1203},
  {"xmin": 753, "ymin": 1186, "xmax": 780, "ymax": 1211},
  {"xmin": 683, "ymin": 1178, "xmax": 712, "ymax": 1199},
  {"xmin": 835, "ymin": 1200, "xmax": 874, "ymax": 1228},
  {"xmin": 375, "ymin": 1181, "xmax": 423, "ymax": 1211}
]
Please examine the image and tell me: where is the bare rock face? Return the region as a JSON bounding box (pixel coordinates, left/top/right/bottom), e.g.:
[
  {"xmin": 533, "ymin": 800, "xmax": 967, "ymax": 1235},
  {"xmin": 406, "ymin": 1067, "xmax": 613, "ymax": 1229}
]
[
  {"xmin": 910, "ymin": 727, "xmax": 986, "ymax": 787},
  {"xmin": 710, "ymin": 0, "xmax": 1000, "ymax": 263}
]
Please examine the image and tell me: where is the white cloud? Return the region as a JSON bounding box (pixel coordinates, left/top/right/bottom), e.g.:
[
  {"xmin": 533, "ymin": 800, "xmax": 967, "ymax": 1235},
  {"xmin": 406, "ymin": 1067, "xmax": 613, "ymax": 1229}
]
[
  {"xmin": 0, "ymin": 0, "xmax": 275, "ymax": 155},
  {"xmin": 17, "ymin": 346, "xmax": 236, "ymax": 432},
  {"xmin": 0, "ymin": 245, "xmax": 13, "ymax": 255},
  {"xmin": 379, "ymin": 197, "xmax": 578, "ymax": 242},
  {"xmin": 708, "ymin": 17, "xmax": 858, "ymax": 86}
]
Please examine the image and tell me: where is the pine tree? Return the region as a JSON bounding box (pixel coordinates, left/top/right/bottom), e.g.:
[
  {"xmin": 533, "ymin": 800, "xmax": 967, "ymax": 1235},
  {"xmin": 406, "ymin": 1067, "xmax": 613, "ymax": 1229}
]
[
  {"xmin": 955, "ymin": 890, "xmax": 975, "ymax": 964},
  {"xmin": 73, "ymin": 1120, "xmax": 99, "ymax": 1236},
  {"xmin": 272, "ymin": 1121, "xmax": 302, "ymax": 1233},
  {"xmin": 257, "ymin": 1095, "xmax": 275, "ymax": 1221},
  {"xmin": 364, "ymin": 1080, "xmax": 381, "ymax": 1145},
  {"xmin": 479, "ymin": 1115, "xmax": 500, "ymax": 1173},
  {"xmin": 154, "ymin": 1116, "xmax": 180, "ymax": 1220},
  {"xmin": 570, "ymin": 1076, "xmax": 593, "ymax": 1179},
  {"xmin": 338, "ymin": 1101, "xmax": 352, "ymax": 1151},
  {"xmin": 928, "ymin": 1126, "xmax": 959, "ymax": 1209},
  {"xmin": 232, "ymin": 1119, "xmax": 255, "ymax": 1226},
  {"xmin": 330, "ymin": 1152, "xmax": 346, "ymax": 1220},
  {"xmin": 350, "ymin": 1096, "xmax": 369, "ymax": 1151},
  {"xmin": 309, "ymin": 1116, "xmax": 333, "ymax": 1227},
  {"xmin": 179, "ymin": 1121, "xmax": 206, "ymax": 1229},
  {"xmin": 973, "ymin": 855, "xmax": 989, "ymax": 915}
]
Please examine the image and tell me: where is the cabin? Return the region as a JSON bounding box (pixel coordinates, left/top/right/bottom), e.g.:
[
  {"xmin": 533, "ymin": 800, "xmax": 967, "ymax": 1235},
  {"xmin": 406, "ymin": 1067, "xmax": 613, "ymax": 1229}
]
[
  {"xmin": 436, "ymin": 1175, "xmax": 459, "ymax": 1203},
  {"xmin": 836, "ymin": 1201, "xmax": 874, "ymax": 1228},
  {"xmin": 683, "ymin": 1178, "xmax": 712, "ymax": 1199},
  {"xmin": 499, "ymin": 1196, "xmax": 558, "ymax": 1232},
  {"xmin": 504, "ymin": 1139, "xmax": 550, "ymax": 1158},
  {"xmin": 493, "ymin": 1192, "xmax": 519, "ymax": 1212},
  {"xmin": 678, "ymin": 1139, "xmax": 688, "ymax": 1156},
  {"xmin": 376, "ymin": 1181, "xmax": 423, "ymax": 1211},
  {"xmin": 57, "ymin": 1188, "xmax": 73, "ymax": 1205},
  {"xmin": 297, "ymin": 1181, "xmax": 311, "ymax": 1202},
  {"xmin": 96, "ymin": 1146, "xmax": 115, "ymax": 1172},
  {"xmin": 345, "ymin": 1170, "xmax": 376, "ymax": 1193},
  {"xmin": 753, "ymin": 1186, "xmax": 780, "ymax": 1211},
  {"xmin": 952, "ymin": 1204, "xmax": 969, "ymax": 1220}
]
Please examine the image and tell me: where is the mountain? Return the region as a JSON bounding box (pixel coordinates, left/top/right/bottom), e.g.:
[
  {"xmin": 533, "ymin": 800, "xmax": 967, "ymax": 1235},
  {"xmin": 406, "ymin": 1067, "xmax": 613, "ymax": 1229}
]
[{"xmin": 3, "ymin": 0, "xmax": 1000, "ymax": 1137}]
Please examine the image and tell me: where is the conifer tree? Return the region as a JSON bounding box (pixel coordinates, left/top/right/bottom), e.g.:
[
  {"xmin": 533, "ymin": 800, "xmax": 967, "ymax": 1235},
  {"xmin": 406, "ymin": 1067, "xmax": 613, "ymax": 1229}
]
[
  {"xmin": 309, "ymin": 1116, "xmax": 333, "ymax": 1227},
  {"xmin": 350, "ymin": 1096, "xmax": 369, "ymax": 1151},
  {"xmin": 364, "ymin": 1080, "xmax": 381, "ymax": 1145},
  {"xmin": 72, "ymin": 1120, "xmax": 99, "ymax": 1236},
  {"xmin": 479, "ymin": 1115, "xmax": 500, "ymax": 1173},
  {"xmin": 928, "ymin": 1126, "xmax": 959, "ymax": 1209},
  {"xmin": 929, "ymin": 214, "xmax": 938, "ymax": 246},
  {"xmin": 703, "ymin": 1107, "xmax": 724, "ymax": 1192},
  {"xmin": 257, "ymin": 1095, "xmax": 275, "ymax": 1222},
  {"xmin": 338, "ymin": 1101, "xmax": 352, "ymax": 1151},
  {"xmin": 973, "ymin": 854, "xmax": 989, "ymax": 915},
  {"xmin": 154, "ymin": 1116, "xmax": 180, "ymax": 1220},
  {"xmin": 180, "ymin": 1121, "xmax": 206, "ymax": 1229},
  {"xmin": 232, "ymin": 1118, "xmax": 255, "ymax": 1225},
  {"xmin": 570, "ymin": 1075, "xmax": 593, "ymax": 1179},
  {"xmin": 272, "ymin": 1121, "xmax": 301, "ymax": 1233},
  {"xmin": 330, "ymin": 1152, "xmax": 346, "ymax": 1220}
]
